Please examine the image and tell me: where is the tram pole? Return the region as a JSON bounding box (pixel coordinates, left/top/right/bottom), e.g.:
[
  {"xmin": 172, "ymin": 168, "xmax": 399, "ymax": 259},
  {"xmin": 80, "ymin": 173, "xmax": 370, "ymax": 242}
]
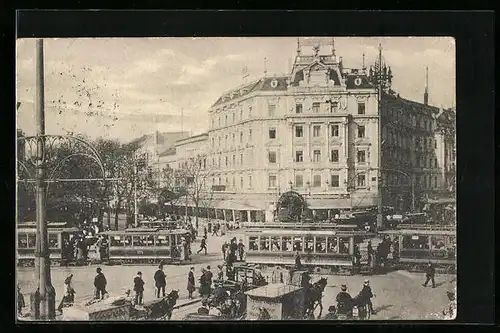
[
  {"xmin": 34, "ymin": 38, "xmax": 56, "ymax": 320},
  {"xmin": 376, "ymin": 45, "xmax": 384, "ymax": 232}
]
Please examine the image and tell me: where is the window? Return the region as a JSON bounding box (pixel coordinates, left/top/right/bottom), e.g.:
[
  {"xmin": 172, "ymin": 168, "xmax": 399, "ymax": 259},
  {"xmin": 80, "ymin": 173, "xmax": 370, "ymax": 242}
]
[
  {"xmin": 357, "ymin": 150, "xmax": 366, "ymax": 163},
  {"xmin": 268, "ymin": 151, "xmax": 277, "ymax": 164},
  {"xmin": 249, "ymin": 237, "xmax": 258, "ymax": 251},
  {"xmin": 313, "ymin": 175, "xmax": 321, "ymax": 187},
  {"xmin": 249, "ymin": 175, "xmax": 252, "ymax": 188},
  {"xmin": 260, "ymin": 237, "xmax": 270, "ymax": 251},
  {"xmin": 313, "ymin": 150, "xmax": 321, "ymax": 162},
  {"xmin": 156, "ymin": 235, "xmax": 170, "ymax": 246},
  {"xmin": 240, "ymin": 154, "xmax": 244, "ymax": 165},
  {"xmin": 268, "ymin": 175, "xmax": 277, "ymax": 188},
  {"xmin": 240, "ymin": 177, "xmax": 244, "ymax": 189},
  {"xmin": 402, "ymin": 235, "xmax": 429, "ymax": 250},
  {"xmin": 17, "ymin": 234, "xmax": 28, "ymax": 249},
  {"xmin": 49, "ymin": 233, "xmax": 59, "ymax": 248},
  {"xmin": 232, "ymin": 176, "xmax": 235, "ymax": 187},
  {"xmin": 240, "ymin": 109, "xmax": 243, "ymax": 120},
  {"xmin": 305, "ymin": 236, "xmax": 314, "ymax": 252},
  {"xmin": 225, "ymin": 115, "xmax": 228, "ymax": 126},
  {"xmin": 295, "ymin": 174, "xmax": 303, "ymax": 187},
  {"xmin": 358, "ymin": 125, "xmax": 365, "ymax": 138},
  {"xmin": 316, "ymin": 237, "xmax": 327, "ymax": 253},
  {"xmin": 225, "ymin": 156, "xmax": 228, "ymax": 166},
  {"xmin": 248, "ymin": 106, "xmax": 252, "ymax": 118},
  {"xmin": 271, "ymin": 236, "xmax": 281, "ymax": 251},
  {"xmin": 312, "ymin": 102, "xmax": 320, "ymax": 113},
  {"xmin": 295, "ymin": 150, "xmax": 304, "ymax": 162},
  {"xmin": 293, "ymin": 236, "xmax": 303, "ymax": 252},
  {"xmin": 225, "ymin": 135, "xmax": 228, "ymax": 147},
  {"xmin": 269, "ymin": 128, "xmax": 276, "ymax": 139},
  {"xmin": 433, "ymin": 176, "xmax": 438, "ymax": 188},
  {"xmin": 330, "ymin": 101, "xmax": 339, "ymax": 113},
  {"xmin": 282, "ymin": 236, "xmax": 292, "ymax": 252},
  {"xmin": 331, "ymin": 149, "xmax": 339, "ymax": 162},
  {"xmin": 313, "ymin": 125, "xmax": 321, "ymax": 137},
  {"xmin": 218, "ymin": 116, "xmax": 221, "ymax": 127},
  {"xmin": 357, "ymin": 174, "xmax": 366, "ymax": 187},
  {"xmin": 218, "ymin": 137, "xmax": 221, "ymax": 147},
  {"xmin": 327, "ymin": 237, "xmax": 338, "ymax": 253},
  {"xmin": 249, "ymin": 129, "xmax": 252, "ymax": 141},
  {"xmin": 232, "ymin": 133, "xmax": 235, "ymax": 143},
  {"xmin": 339, "ymin": 237, "xmax": 350, "ymax": 254},
  {"xmin": 331, "ymin": 124, "xmax": 339, "ymax": 137},
  {"xmin": 240, "ymin": 132, "xmax": 243, "ymax": 143},
  {"xmin": 211, "ymin": 138, "xmax": 214, "ymax": 146},
  {"xmin": 232, "ymin": 113, "xmax": 235, "ymax": 123},
  {"xmin": 232, "ymin": 155, "xmax": 236, "ymax": 166},
  {"xmin": 268, "ymin": 104, "xmax": 276, "ymax": 117},
  {"xmin": 330, "ymin": 175, "xmax": 340, "ymax": 187},
  {"xmin": 295, "ymin": 125, "xmax": 303, "ymax": 137},
  {"xmin": 295, "ymin": 103, "xmax": 303, "ymax": 114},
  {"xmin": 357, "ymin": 102, "xmax": 366, "ymax": 115},
  {"xmin": 110, "ymin": 236, "xmax": 122, "ymax": 247}
]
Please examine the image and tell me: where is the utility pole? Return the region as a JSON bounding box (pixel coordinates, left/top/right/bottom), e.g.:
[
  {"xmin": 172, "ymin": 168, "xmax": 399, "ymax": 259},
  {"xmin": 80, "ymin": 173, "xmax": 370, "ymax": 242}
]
[
  {"xmin": 376, "ymin": 43, "xmax": 384, "ymax": 231},
  {"xmin": 33, "ymin": 38, "xmax": 56, "ymax": 320}
]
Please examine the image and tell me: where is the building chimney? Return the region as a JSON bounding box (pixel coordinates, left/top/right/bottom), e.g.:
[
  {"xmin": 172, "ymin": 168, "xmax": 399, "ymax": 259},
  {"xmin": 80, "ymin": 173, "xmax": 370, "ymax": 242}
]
[{"xmin": 424, "ymin": 66, "xmax": 429, "ymax": 105}]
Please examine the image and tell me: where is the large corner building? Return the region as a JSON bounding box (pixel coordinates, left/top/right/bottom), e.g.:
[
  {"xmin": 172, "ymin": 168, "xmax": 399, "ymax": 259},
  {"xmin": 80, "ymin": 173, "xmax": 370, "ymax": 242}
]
[{"xmin": 153, "ymin": 40, "xmax": 455, "ymax": 223}]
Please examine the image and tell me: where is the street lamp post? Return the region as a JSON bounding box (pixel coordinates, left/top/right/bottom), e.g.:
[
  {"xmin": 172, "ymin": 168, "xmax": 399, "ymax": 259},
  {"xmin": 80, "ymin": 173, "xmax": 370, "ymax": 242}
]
[
  {"xmin": 33, "ymin": 38, "xmax": 56, "ymax": 320},
  {"xmin": 134, "ymin": 161, "xmax": 138, "ymax": 227}
]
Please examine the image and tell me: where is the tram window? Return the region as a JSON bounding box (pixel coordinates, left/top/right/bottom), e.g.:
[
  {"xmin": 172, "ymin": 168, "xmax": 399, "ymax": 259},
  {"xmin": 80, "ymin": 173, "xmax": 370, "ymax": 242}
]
[
  {"xmin": 402, "ymin": 235, "xmax": 429, "ymax": 250},
  {"xmin": 327, "ymin": 237, "xmax": 338, "ymax": 253},
  {"xmin": 48, "ymin": 234, "xmax": 59, "ymax": 248},
  {"xmin": 293, "ymin": 237, "xmax": 303, "ymax": 252},
  {"xmin": 110, "ymin": 236, "xmax": 122, "ymax": 247},
  {"xmin": 122, "ymin": 236, "xmax": 132, "ymax": 246},
  {"xmin": 156, "ymin": 235, "xmax": 170, "ymax": 246},
  {"xmin": 145, "ymin": 235, "xmax": 155, "ymax": 246},
  {"xmin": 260, "ymin": 237, "xmax": 270, "ymax": 251},
  {"xmin": 339, "ymin": 237, "xmax": 350, "ymax": 254},
  {"xmin": 281, "ymin": 236, "xmax": 292, "ymax": 252},
  {"xmin": 271, "ymin": 237, "xmax": 281, "ymax": 251},
  {"xmin": 249, "ymin": 237, "xmax": 259, "ymax": 251},
  {"xmin": 133, "ymin": 236, "xmax": 148, "ymax": 246},
  {"xmin": 18, "ymin": 234, "xmax": 28, "ymax": 248},
  {"xmin": 447, "ymin": 236, "xmax": 456, "ymax": 248},
  {"xmin": 316, "ymin": 237, "xmax": 327, "ymax": 253},
  {"xmin": 430, "ymin": 235, "xmax": 446, "ymax": 250},
  {"xmin": 27, "ymin": 233, "xmax": 36, "ymax": 248},
  {"xmin": 304, "ymin": 237, "xmax": 314, "ymax": 253}
]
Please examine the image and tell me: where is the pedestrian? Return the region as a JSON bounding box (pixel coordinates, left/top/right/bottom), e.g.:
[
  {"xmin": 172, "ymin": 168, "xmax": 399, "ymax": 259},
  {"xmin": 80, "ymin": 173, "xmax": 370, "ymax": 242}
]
[
  {"xmin": 199, "ymin": 268, "xmax": 208, "ymax": 297},
  {"xmin": 237, "ymin": 239, "xmax": 245, "ymax": 261},
  {"xmin": 294, "ymin": 251, "xmax": 302, "ymax": 270},
  {"xmin": 17, "ymin": 284, "xmax": 25, "ymax": 316},
  {"xmin": 367, "ymin": 240, "xmax": 374, "ymax": 267},
  {"xmin": 359, "ymin": 279, "xmax": 376, "ymax": 315},
  {"xmin": 212, "ymin": 224, "xmax": 218, "ymax": 236},
  {"xmin": 187, "ymin": 267, "xmax": 196, "ymax": 299},
  {"xmin": 57, "ymin": 274, "xmax": 76, "ymax": 314},
  {"xmin": 354, "ymin": 244, "xmax": 361, "ymax": 267},
  {"xmin": 322, "ymin": 305, "xmax": 339, "ymax": 320},
  {"xmin": 203, "ymin": 226, "xmax": 207, "ymax": 238},
  {"xmin": 222, "ymin": 241, "xmax": 228, "ymax": 261},
  {"xmin": 197, "ymin": 236, "xmax": 208, "ymax": 255},
  {"xmin": 133, "ymin": 271, "xmax": 145, "ymax": 305},
  {"xmin": 154, "ymin": 264, "xmax": 167, "ymax": 298},
  {"xmin": 336, "ymin": 284, "xmax": 354, "ymax": 318},
  {"xmin": 94, "ymin": 267, "xmax": 107, "ymax": 300},
  {"xmin": 422, "ymin": 261, "xmax": 436, "ymax": 288},
  {"xmin": 206, "ymin": 265, "xmax": 213, "ymax": 291},
  {"xmin": 217, "ymin": 265, "xmax": 224, "ymax": 280}
]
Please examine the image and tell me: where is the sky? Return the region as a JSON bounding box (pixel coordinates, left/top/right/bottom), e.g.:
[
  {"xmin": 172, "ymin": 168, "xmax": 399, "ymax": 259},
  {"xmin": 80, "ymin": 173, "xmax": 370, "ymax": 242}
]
[{"xmin": 16, "ymin": 37, "xmax": 456, "ymax": 142}]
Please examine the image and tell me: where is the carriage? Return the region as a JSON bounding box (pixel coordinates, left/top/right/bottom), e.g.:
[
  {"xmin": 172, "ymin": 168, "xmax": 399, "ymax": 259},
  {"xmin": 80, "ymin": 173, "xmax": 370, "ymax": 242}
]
[
  {"xmin": 244, "ymin": 224, "xmax": 375, "ymax": 275},
  {"xmin": 98, "ymin": 228, "xmax": 190, "ymax": 265},
  {"xmin": 17, "ymin": 222, "xmax": 83, "ymax": 267},
  {"xmin": 378, "ymin": 224, "xmax": 456, "ymax": 273}
]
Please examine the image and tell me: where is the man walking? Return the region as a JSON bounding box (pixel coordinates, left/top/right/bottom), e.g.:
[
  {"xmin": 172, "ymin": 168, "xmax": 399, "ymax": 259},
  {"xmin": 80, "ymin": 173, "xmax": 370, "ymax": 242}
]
[
  {"xmin": 57, "ymin": 274, "xmax": 76, "ymax": 314},
  {"xmin": 154, "ymin": 264, "xmax": 167, "ymax": 298},
  {"xmin": 359, "ymin": 279, "xmax": 376, "ymax": 315},
  {"xmin": 197, "ymin": 236, "xmax": 208, "ymax": 255},
  {"xmin": 222, "ymin": 241, "xmax": 228, "ymax": 262},
  {"xmin": 94, "ymin": 267, "xmax": 107, "ymax": 300},
  {"xmin": 133, "ymin": 271, "xmax": 145, "ymax": 305},
  {"xmin": 187, "ymin": 266, "xmax": 196, "ymax": 299},
  {"xmin": 422, "ymin": 261, "xmax": 436, "ymax": 288},
  {"xmin": 237, "ymin": 239, "xmax": 245, "ymax": 261}
]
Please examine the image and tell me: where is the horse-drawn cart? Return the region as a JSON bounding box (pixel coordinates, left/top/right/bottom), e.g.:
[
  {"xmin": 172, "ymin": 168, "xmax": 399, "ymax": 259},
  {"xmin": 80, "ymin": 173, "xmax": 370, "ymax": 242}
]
[{"xmin": 245, "ymin": 283, "xmax": 305, "ymax": 320}]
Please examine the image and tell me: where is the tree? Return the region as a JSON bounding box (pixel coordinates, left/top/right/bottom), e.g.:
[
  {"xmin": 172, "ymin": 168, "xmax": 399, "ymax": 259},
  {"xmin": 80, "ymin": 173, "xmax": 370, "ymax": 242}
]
[{"xmin": 178, "ymin": 153, "xmax": 215, "ymax": 228}]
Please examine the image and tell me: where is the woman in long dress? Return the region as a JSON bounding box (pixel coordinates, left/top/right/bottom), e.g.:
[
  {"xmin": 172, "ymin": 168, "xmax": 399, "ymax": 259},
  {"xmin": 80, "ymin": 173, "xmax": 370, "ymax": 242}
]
[{"xmin": 187, "ymin": 267, "xmax": 196, "ymax": 299}]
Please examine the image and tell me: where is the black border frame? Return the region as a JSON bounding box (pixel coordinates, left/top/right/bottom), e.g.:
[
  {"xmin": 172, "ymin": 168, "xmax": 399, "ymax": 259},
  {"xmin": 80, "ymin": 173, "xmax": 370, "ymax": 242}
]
[{"xmin": 2, "ymin": 8, "xmax": 495, "ymax": 331}]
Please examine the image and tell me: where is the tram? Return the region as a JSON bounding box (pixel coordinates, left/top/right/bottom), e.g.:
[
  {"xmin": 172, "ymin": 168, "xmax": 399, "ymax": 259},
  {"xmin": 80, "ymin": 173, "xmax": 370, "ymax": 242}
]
[
  {"xmin": 379, "ymin": 224, "xmax": 456, "ymax": 273},
  {"xmin": 99, "ymin": 227, "xmax": 190, "ymax": 265},
  {"xmin": 17, "ymin": 222, "xmax": 83, "ymax": 267},
  {"xmin": 244, "ymin": 224, "xmax": 375, "ymax": 275}
]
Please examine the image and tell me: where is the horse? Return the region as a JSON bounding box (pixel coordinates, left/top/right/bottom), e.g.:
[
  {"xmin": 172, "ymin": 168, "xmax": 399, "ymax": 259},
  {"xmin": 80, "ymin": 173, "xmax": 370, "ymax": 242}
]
[
  {"xmin": 303, "ymin": 277, "xmax": 328, "ymax": 319},
  {"xmin": 352, "ymin": 293, "xmax": 370, "ymax": 320},
  {"xmin": 145, "ymin": 289, "xmax": 179, "ymax": 320}
]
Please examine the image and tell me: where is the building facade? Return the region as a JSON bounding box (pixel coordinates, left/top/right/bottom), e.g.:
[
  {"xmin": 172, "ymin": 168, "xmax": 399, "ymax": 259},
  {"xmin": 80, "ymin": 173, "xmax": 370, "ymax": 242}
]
[{"xmin": 153, "ymin": 40, "xmax": 455, "ymax": 222}]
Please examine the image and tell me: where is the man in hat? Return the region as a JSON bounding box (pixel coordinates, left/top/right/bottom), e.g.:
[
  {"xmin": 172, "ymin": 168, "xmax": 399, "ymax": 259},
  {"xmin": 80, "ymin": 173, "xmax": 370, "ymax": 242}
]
[
  {"xmin": 94, "ymin": 267, "xmax": 107, "ymax": 300},
  {"xmin": 154, "ymin": 264, "xmax": 167, "ymax": 298},
  {"xmin": 237, "ymin": 239, "xmax": 245, "ymax": 261},
  {"xmin": 322, "ymin": 305, "xmax": 339, "ymax": 320},
  {"xmin": 187, "ymin": 266, "xmax": 196, "ymax": 299},
  {"xmin": 359, "ymin": 279, "xmax": 376, "ymax": 315},
  {"xmin": 197, "ymin": 236, "xmax": 208, "ymax": 255},
  {"xmin": 422, "ymin": 261, "xmax": 436, "ymax": 288},
  {"xmin": 217, "ymin": 265, "xmax": 224, "ymax": 280},
  {"xmin": 294, "ymin": 251, "xmax": 302, "ymax": 270},
  {"xmin": 206, "ymin": 265, "xmax": 213, "ymax": 291},
  {"xmin": 336, "ymin": 284, "xmax": 354, "ymax": 318},
  {"xmin": 221, "ymin": 241, "xmax": 228, "ymax": 262},
  {"xmin": 133, "ymin": 271, "xmax": 145, "ymax": 305}
]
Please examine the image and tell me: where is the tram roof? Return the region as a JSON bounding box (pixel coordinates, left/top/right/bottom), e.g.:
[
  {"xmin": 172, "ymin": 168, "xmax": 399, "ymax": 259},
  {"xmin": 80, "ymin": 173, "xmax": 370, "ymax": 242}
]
[
  {"xmin": 244, "ymin": 223, "xmax": 361, "ymax": 230},
  {"xmin": 99, "ymin": 228, "xmax": 189, "ymax": 235},
  {"xmin": 17, "ymin": 227, "xmax": 81, "ymax": 233},
  {"xmin": 18, "ymin": 221, "xmax": 68, "ymax": 228},
  {"xmin": 379, "ymin": 228, "xmax": 455, "ymax": 236},
  {"xmin": 244, "ymin": 228, "xmax": 374, "ymax": 236}
]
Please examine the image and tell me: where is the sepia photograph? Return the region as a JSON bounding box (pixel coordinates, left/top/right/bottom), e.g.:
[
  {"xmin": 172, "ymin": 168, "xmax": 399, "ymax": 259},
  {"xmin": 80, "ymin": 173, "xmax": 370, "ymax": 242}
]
[{"xmin": 16, "ymin": 36, "xmax": 456, "ymax": 322}]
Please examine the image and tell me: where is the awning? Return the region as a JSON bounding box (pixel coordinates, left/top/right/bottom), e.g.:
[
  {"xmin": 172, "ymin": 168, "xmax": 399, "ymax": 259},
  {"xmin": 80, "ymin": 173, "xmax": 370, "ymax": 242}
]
[
  {"xmin": 170, "ymin": 196, "xmax": 265, "ymax": 211},
  {"xmin": 426, "ymin": 198, "xmax": 456, "ymax": 204},
  {"xmin": 306, "ymin": 197, "xmax": 376, "ymax": 210}
]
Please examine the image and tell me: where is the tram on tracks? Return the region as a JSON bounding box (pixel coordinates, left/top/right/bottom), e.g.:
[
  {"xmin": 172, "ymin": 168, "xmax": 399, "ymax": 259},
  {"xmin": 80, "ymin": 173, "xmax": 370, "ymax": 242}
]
[
  {"xmin": 99, "ymin": 227, "xmax": 190, "ymax": 265},
  {"xmin": 17, "ymin": 222, "xmax": 83, "ymax": 267},
  {"xmin": 379, "ymin": 224, "xmax": 456, "ymax": 273},
  {"xmin": 243, "ymin": 223, "xmax": 375, "ymax": 275}
]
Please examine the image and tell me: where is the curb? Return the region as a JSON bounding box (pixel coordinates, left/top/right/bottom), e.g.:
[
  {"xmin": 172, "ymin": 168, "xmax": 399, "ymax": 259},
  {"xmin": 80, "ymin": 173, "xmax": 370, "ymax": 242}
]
[{"xmin": 173, "ymin": 298, "xmax": 201, "ymax": 310}]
